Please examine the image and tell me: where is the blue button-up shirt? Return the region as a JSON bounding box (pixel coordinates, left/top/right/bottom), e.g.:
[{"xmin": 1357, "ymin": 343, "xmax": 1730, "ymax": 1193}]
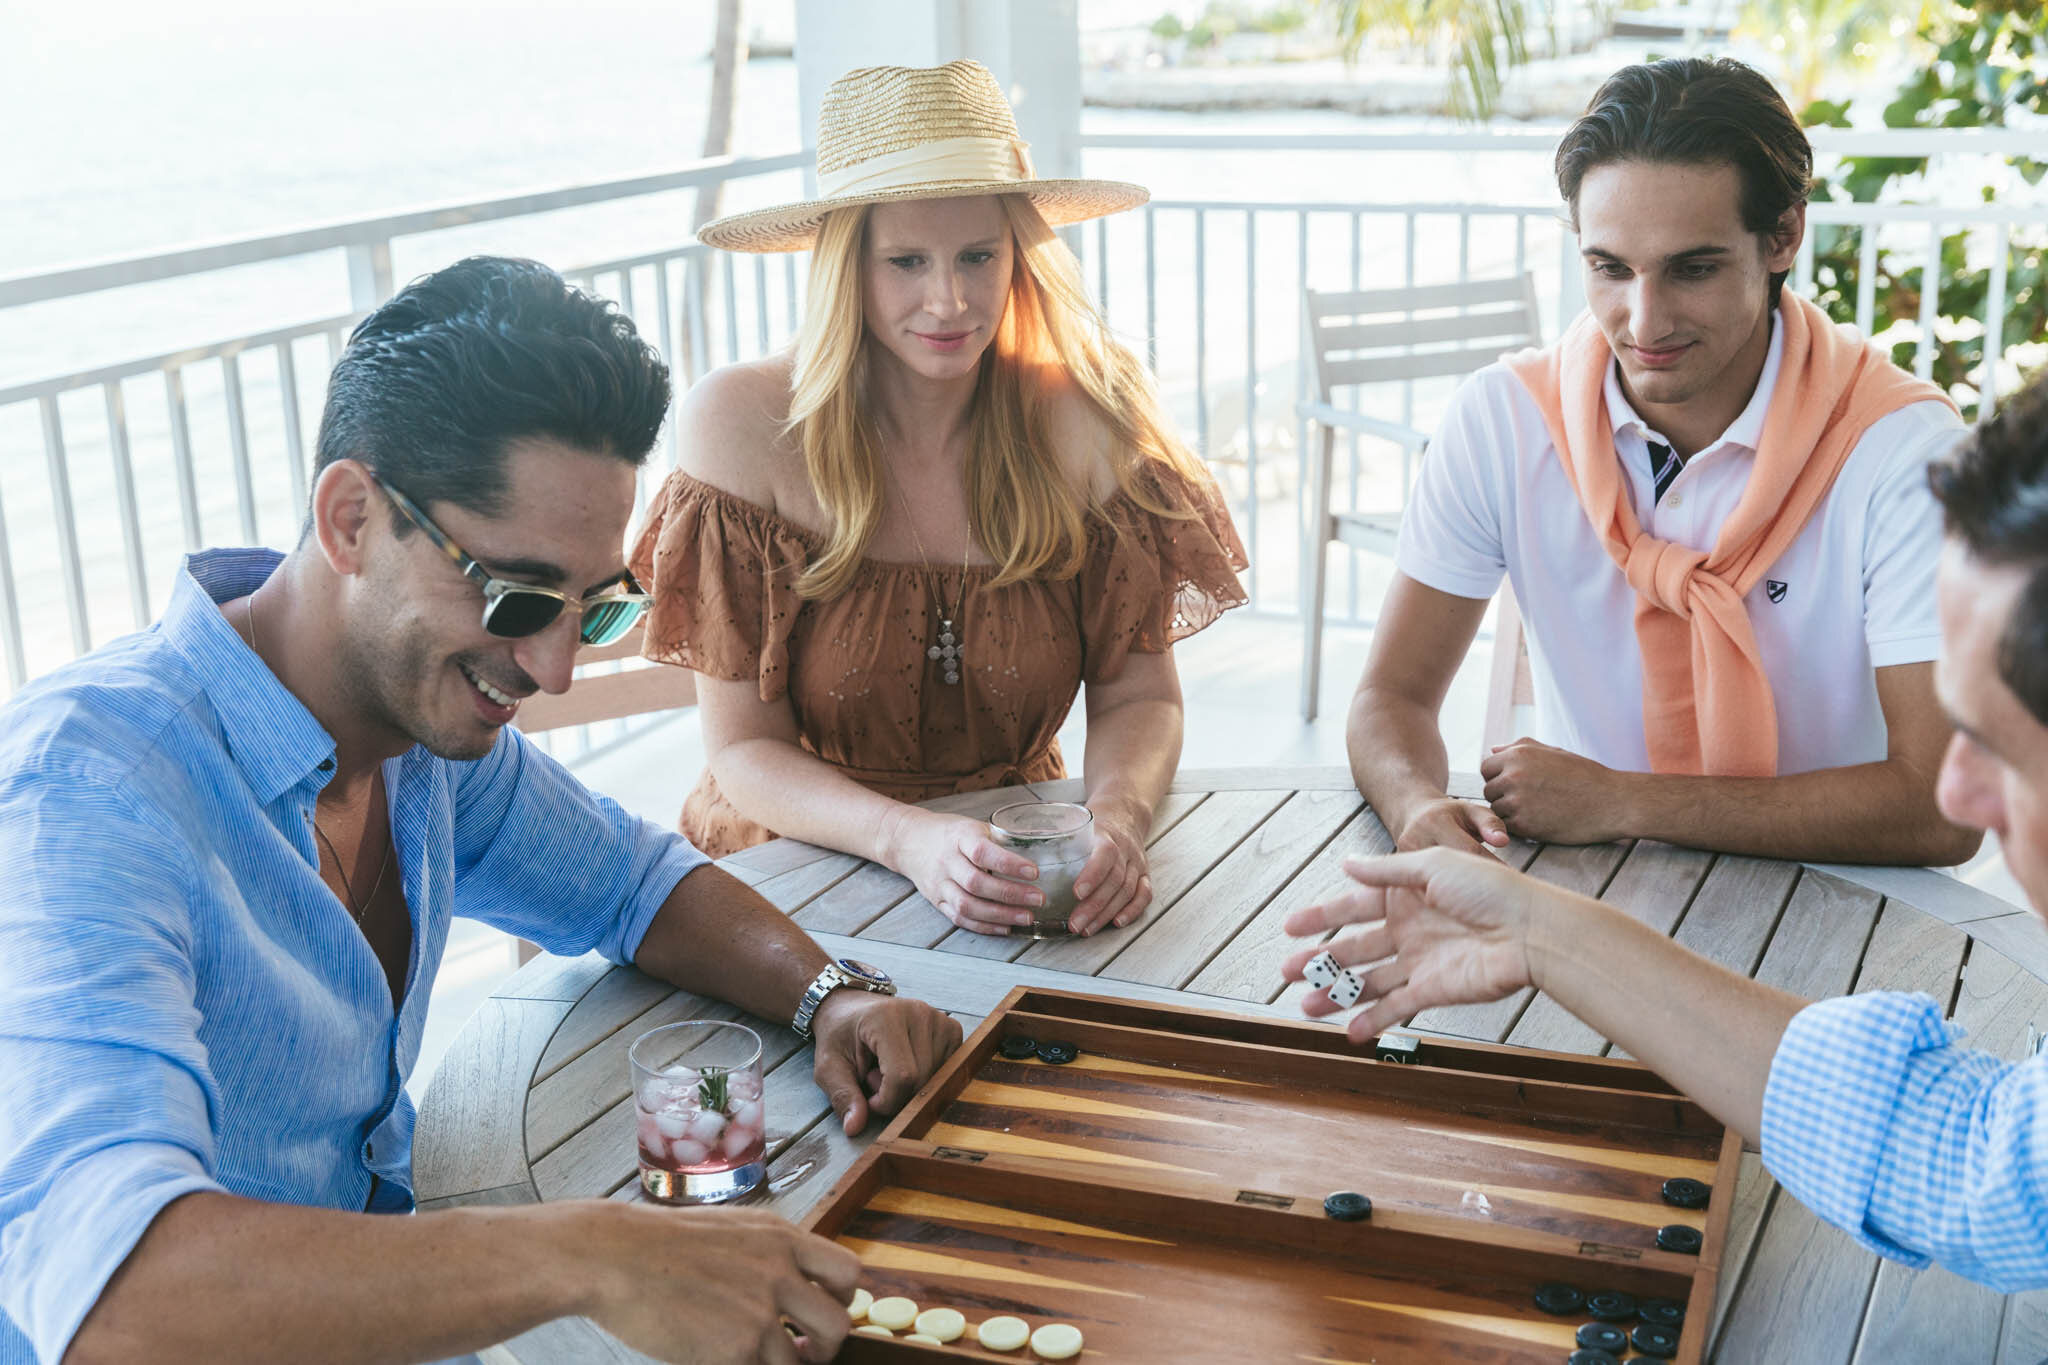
[
  {"xmin": 1762, "ymin": 988, "xmax": 2048, "ymax": 1291},
  {"xmin": 0, "ymin": 549, "xmax": 708, "ymax": 1364}
]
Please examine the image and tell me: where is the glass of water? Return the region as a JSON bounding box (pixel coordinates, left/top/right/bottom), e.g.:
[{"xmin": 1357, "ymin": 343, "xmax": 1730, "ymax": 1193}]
[
  {"xmin": 629, "ymin": 1020, "xmax": 766, "ymax": 1204},
  {"xmin": 990, "ymin": 801, "xmax": 1096, "ymax": 938}
]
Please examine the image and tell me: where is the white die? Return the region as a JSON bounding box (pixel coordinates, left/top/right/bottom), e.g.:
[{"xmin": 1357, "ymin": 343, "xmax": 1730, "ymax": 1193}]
[
  {"xmin": 1328, "ymin": 968, "xmax": 1365, "ymax": 1009},
  {"xmin": 1302, "ymin": 950, "xmax": 1342, "ymax": 990}
]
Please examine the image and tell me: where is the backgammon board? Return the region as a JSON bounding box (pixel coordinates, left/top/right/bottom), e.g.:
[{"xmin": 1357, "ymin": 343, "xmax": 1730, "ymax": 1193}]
[{"xmin": 802, "ymin": 988, "xmax": 1742, "ymax": 1364}]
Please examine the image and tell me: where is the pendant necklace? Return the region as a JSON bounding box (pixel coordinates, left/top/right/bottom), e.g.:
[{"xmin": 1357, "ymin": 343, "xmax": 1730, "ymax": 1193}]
[
  {"xmin": 887, "ymin": 468, "xmax": 974, "ymax": 686},
  {"xmin": 241, "ymin": 591, "xmax": 391, "ymax": 925}
]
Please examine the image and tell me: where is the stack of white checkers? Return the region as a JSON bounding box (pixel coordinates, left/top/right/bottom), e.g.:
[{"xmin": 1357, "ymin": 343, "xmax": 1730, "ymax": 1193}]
[{"xmin": 846, "ymin": 1289, "xmax": 1083, "ymax": 1358}]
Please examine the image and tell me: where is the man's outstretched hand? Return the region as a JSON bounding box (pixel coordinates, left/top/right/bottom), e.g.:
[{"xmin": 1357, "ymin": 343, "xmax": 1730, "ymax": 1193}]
[{"xmin": 1279, "ymin": 848, "xmax": 1547, "ymax": 1040}]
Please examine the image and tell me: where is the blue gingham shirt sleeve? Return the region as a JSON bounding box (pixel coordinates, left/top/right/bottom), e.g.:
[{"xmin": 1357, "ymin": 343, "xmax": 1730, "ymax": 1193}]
[
  {"xmin": 448, "ymin": 727, "xmax": 709, "ymax": 963},
  {"xmin": 1761, "ymin": 991, "xmax": 2048, "ymax": 1291},
  {"xmin": 0, "ymin": 773, "xmax": 225, "ymax": 1363}
]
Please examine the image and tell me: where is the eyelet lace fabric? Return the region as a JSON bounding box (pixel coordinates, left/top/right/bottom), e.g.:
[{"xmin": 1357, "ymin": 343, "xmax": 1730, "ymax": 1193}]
[{"xmin": 627, "ymin": 462, "xmax": 1248, "ymax": 855}]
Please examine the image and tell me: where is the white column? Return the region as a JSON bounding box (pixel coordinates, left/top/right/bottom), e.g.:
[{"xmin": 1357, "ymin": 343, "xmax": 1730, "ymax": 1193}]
[{"xmin": 792, "ymin": 0, "xmax": 1082, "ymax": 189}]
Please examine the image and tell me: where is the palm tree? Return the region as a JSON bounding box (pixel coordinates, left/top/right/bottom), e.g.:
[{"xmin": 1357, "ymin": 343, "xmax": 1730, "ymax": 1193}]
[
  {"xmin": 1320, "ymin": 0, "xmax": 1532, "ymax": 120},
  {"xmin": 679, "ymin": 0, "xmax": 745, "ymax": 384},
  {"xmin": 693, "ymin": 0, "xmax": 747, "ymax": 233}
]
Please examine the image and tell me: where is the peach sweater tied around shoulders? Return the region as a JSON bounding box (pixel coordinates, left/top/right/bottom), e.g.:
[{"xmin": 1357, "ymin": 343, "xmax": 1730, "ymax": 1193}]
[{"xmin": 1504, "ymin": 292, "xmax": 1953, "ymax": 778}]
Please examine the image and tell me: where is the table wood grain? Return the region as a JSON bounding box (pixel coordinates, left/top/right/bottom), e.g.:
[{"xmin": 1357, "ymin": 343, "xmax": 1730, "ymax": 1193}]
[{"xmin": 414, "ymin": 767, "xmax": 2048, "ymax": 1364}]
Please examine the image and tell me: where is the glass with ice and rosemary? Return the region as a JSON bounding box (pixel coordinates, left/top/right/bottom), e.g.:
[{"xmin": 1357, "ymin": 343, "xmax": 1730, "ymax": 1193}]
[{"xmin": 629, "ymin": 1020, "xmax": 766, "ymax": 1204}]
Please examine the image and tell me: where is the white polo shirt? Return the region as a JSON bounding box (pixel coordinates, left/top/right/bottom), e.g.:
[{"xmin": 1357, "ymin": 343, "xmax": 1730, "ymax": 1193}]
[{"xmin": 1395, "ymin": 311, "xmax": 1963, "ymax": 775}]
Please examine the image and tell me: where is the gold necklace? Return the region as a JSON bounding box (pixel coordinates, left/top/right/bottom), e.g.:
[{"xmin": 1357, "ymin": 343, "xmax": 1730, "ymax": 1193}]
[
  {"xmin": 242, "ymin": 591, "xmax": 391, "ymax": 925},
  {"xmin": 313, "ymin": 819, "xmax": 390, "ymax": 926},
  {"xmin": 886, "ymin": 466, "xmax": 974, "ymax": 687}
]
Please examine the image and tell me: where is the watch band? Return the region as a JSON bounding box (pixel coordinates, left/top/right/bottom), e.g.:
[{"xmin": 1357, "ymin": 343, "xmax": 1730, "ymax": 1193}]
[{"xmin": 790, "ymin": 961, "xmax": 894, "ymax": 1038}]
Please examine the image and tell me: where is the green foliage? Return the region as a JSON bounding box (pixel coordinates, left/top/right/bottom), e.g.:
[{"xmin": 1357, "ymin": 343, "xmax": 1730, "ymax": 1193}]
[
  {"xmin": 1254, "ymin": 3, "xmax": 1309, "ymax": 33},
  {"xmin": 1737, "ymin": 0, "xmax": 1919, "ymax": 110},
  {"xmin": 1805, "ymin": 0, "xmax": 2048, "ymax": 414},
  {"xmin": 1319, "ymin": 0, "xmax": 1530, "ymax": 120},
  {"xmin": 1172, "ymin": 2, "xmax": 1310, "ymax": 49}
]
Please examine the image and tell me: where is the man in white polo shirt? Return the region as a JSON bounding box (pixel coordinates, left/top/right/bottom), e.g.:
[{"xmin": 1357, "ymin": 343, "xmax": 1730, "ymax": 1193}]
[{"xmin": 1348, "ymin": 57, "xmax": 1981, "ymax": 866}]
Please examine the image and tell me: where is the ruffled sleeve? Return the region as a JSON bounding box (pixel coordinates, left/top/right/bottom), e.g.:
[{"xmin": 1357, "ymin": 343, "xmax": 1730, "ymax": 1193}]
[
  {"xmin": 627, "ymin": 472, "xmax": 812, "ymax": 703},
  {"xmin": 1079, "ymin": 458, "xmax": 1249, "ymax": 683}
]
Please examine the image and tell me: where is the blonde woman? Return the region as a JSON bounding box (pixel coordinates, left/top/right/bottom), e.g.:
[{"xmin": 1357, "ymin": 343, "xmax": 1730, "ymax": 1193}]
[{"xmin": 630, "ymin": 61, "xmax": 1246, "ymax": 936}]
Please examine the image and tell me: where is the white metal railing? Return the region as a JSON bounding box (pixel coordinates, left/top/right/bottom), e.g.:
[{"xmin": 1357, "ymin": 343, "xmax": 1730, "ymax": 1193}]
[
  {"xmin": 1076, "ymin": 128, "xmax": 2047, "ymax": 617},
  {"xmin": 3, "ymin": 128, "xmax": 2040, "ymax": 699},
  {"xmin": 0, "ymin": 153, "xmax": 811, "ymax": 706}
]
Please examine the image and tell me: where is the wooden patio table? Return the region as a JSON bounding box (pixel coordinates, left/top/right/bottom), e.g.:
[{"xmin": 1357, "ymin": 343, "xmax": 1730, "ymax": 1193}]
[{"xmin": 415, "ymin": 766, "xmax": 2048, "ymax": 1364}]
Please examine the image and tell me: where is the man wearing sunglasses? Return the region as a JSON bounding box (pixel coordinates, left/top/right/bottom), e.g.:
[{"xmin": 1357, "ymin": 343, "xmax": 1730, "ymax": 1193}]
[{"xmin": 0, "ymin": 257, "xmax": 959, "ymax": 1365}]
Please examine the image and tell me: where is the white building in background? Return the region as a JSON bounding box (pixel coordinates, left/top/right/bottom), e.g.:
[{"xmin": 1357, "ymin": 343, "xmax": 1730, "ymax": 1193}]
[{"xmin": 793, "ymin": 0, "xmax": 1086, "ymax": 185}]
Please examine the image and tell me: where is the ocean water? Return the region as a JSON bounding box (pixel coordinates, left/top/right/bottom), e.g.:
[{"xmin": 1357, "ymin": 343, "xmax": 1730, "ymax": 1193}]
[
  {"xmin": 1, "ymin": 0, "xmax": 1583, "ymax": 383},
  {"xmin": 0, "ymin": 0, "xmax": 1590, "ymax": 684}
]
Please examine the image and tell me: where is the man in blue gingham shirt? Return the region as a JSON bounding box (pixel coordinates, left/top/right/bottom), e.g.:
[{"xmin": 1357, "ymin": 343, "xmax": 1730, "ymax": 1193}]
[
  {"xmin": 0, "ymin": 259, "xmax": 960, "ymax": 1365},
  {"xmin": 1761, "ymin": 989, "xmax": 2046, "ymax": 1288},
  {"xmin": 1283, "ymin": 367, "xmax": 2048, "ymax": 1292}
]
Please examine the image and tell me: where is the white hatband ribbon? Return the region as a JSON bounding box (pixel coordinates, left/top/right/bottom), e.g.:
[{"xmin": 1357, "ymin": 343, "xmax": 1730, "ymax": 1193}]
[{"xmin": 817, "ymin": 135, "xmax": 1036, "ymax": 199}]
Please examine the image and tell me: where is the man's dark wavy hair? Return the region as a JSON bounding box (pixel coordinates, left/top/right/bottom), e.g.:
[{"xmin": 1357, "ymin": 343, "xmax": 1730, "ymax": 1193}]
[
  {"xmin": 1554, "ymin": 57, "xmax": 1812, "ymax": 307},
  {"xmin": 1930, "ymin": 369, "xmax": 2048, "ymax": 727},
  {"xmin": 311, "ymin": 256, "xmax": 670, "ymax": 529}
]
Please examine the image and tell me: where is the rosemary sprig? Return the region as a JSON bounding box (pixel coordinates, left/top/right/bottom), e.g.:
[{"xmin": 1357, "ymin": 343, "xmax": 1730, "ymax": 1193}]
[{"xmin": 697, "ymin": 1067, "xmax": 729, "ymax": 1114}]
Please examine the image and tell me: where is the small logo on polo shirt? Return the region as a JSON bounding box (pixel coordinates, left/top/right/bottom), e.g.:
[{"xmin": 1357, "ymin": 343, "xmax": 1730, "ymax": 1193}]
[{"xmin": 1766, "ymin": 579, "xmax": 1788, "ymax": 603}]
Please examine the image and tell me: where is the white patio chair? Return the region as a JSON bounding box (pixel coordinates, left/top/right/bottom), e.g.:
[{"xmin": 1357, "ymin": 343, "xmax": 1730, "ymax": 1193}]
[
  {"xmin": 1481, "ymin": 585, "xmax": 1536, "ymax": 764},
  {"xmin": 509, "ymin": 623, "xmax": 696, "ymax": 737},
  {"xmin": 1297, "ymin": 273, "xmax": 1543, "ymax": 720}
]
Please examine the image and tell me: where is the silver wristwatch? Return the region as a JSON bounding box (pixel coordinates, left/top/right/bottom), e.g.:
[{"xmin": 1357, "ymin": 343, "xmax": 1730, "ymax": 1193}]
[{"xmin": 790, "ymin": 958, "xmax": 896, "ymax": 1038}]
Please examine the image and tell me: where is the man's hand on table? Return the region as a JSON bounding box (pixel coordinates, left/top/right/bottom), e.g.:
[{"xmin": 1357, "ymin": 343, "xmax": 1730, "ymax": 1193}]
[
  {"xmin": 1390, "ymin": 793, "xmax": 1512, "ymax": 857},
  {"xmin": 1279, "ymin": 849, "xmax": 1546, "ymax": 1041},
  {"xmin": 571, "ymin": 1201, "xmax": 857, "ymax": 1363},
  {"xmin": 1479, "ymin": 738, "xmax": 1635, "ymax": 845},
  {"xmin": 810, "ymin": 988, "xmax": 962, "ymax": 1135}
]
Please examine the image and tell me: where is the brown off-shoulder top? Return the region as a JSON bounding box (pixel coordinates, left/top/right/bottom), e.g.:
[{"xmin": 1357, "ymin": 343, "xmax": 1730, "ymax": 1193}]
[{"xmin": 627, "ymin": 460, "xmax": 1248, "ymax": 856}]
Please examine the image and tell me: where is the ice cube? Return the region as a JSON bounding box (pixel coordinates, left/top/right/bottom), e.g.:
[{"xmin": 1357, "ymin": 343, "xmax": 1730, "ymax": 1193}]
[
  {"xmin": 733, "ymin": 1099, "xmax": 764, "ymax": 1132},
  {"xmin": 669, "ymin": 1137, "xmax": 712, "ymax": 1167},
  {"xmin": 635, "ymin": 1112, "xmax": 665, "ymax": 1153},
  {"xmin": 685, "ymin": 1109, "xmax": 726, "ymax": 1146},
  {"xmin": 728, "ymin": 1071, "xmax": 763, "ymax": 1103},
  {"xmin": 654, "ymin": 1108, "xmax": 692, "ymax": 1141},
  {"xmin": 720, "ymin": 1120, "xmax": 759, "ymax": 1159}
]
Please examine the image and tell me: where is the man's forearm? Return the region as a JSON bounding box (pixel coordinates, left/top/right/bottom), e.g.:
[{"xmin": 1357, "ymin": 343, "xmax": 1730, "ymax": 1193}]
[
  {"xmin": 1612, "ymin": 758, "xmax": 1980, "ymax": 865},
  {"xmin": 1347, "ymin": 686, "xmax": 1455, "ymax": 837},
  {"xmin": 632, "ymin": 861, "xmax": 830, "ymax": 1027},
  {"xmin": 70, "ymin": 1192, "xmax": 601, "ymax": 1365},
  {"xmin": 1527, "ymin": 892, "xmax": 1808, "ymax": 1143}
]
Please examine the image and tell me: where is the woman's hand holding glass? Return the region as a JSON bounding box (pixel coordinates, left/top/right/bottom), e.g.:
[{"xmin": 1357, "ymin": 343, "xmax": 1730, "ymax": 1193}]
[
  {"xmin": 886, "ymin": 808, "xmax": 1049, "ymax": 934},
  {"xmin": 1067, "ymin": 802, "xmax": 1153, "ymax": 935}
]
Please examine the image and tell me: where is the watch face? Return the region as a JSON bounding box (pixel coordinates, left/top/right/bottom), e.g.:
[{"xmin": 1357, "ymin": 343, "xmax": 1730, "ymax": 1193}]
[{"xmin": 837, "ymin": 958, "xmax": 891, "ymax": 988}]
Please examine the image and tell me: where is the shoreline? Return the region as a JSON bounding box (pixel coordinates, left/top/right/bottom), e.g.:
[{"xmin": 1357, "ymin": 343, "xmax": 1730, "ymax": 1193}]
[{"xmin": 1079, "ymin": 56, "xmax": 1624, "ymax": 121}]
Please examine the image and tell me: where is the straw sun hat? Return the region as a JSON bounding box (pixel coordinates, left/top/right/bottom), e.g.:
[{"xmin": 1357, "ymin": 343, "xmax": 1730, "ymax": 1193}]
[{"xmin": 696, "ymin": 60, "xmax": 1149, "ymax": 253}]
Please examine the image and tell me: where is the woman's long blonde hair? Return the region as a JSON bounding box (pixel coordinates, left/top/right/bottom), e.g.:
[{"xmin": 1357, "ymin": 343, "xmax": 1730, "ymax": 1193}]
[{"xmin": 786, "ymin": 194, "xmax": 1209, "ymax": 600}]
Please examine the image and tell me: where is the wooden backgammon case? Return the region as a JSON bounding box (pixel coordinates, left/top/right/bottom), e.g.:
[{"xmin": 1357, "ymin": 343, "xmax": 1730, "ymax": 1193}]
[{"xmin": 802, "ymin": 988, "xmax": 1742, "ymax": 1364}]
